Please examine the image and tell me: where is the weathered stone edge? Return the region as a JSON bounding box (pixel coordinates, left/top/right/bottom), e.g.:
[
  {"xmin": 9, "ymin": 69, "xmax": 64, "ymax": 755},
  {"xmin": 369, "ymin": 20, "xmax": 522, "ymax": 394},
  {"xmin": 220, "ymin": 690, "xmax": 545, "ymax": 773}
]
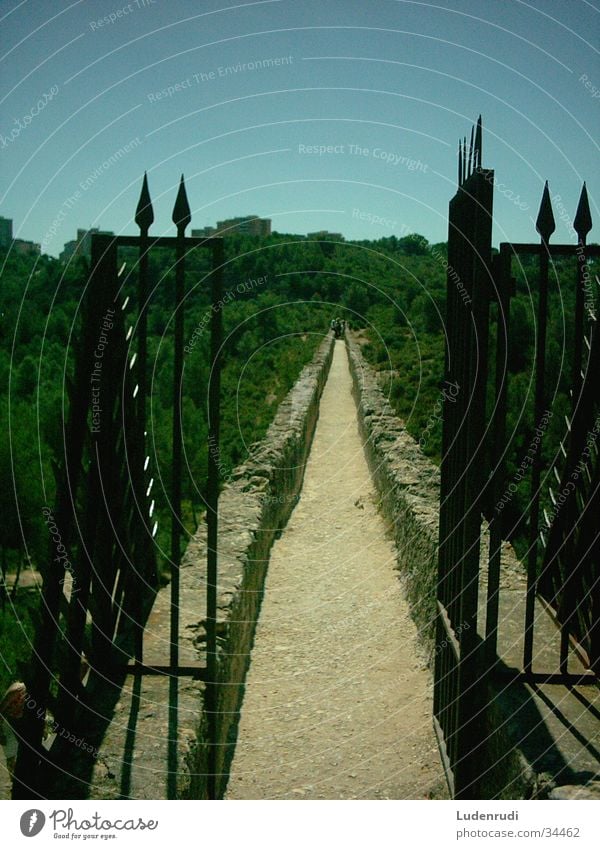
[
  {"xmin": 345, "ymin": 333, "xmax": 440, "ymax": 658},
  {"xmin": 180, "ymin": 332, "xmax": 335, "ymax": 798},
  {"xmin": 343, "ymin": 333, "xmax": 577, "ymax": 801}
]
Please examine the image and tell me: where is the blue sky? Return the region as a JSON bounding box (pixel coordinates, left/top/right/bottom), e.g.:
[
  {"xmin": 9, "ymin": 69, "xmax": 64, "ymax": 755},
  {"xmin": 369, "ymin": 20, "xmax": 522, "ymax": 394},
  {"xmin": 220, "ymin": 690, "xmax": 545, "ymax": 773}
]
[{"xmin": 1, "ymin": 0, "xmax": 598, "ymax": 255}]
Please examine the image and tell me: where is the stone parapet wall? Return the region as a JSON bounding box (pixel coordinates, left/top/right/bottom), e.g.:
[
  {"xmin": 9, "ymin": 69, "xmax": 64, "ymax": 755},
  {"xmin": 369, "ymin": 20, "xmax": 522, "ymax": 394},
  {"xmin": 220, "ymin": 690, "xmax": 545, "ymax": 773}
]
[
  {"xmin": 87, "ymin": 334, "xmax": 334, "ymax": 800},
  {"xmin": 345, "ymin": 334, "xmax": 440, "ymax": 657},
  {"xmin": 182, "ymin": 332, "xmax": 335, "ymax": 798},
  {"xmin": 344, "ymin": 332, "xmax": 599, "ymax": 801}
]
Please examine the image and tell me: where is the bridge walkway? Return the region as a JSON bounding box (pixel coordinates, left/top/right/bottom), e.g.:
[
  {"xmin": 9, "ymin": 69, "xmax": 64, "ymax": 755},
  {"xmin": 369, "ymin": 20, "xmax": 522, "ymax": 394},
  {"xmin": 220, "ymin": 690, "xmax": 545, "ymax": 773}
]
[{"xmin": 225, "ymin": 340, "xmax": 446, "ymax": 799}]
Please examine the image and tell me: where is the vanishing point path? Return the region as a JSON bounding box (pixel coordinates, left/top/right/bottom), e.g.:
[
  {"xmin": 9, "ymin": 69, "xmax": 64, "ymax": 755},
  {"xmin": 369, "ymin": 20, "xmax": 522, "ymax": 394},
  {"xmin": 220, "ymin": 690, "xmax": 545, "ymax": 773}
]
[{"xmin": 226, "ymin": 340, "xmax": 446, "ymax": 800}]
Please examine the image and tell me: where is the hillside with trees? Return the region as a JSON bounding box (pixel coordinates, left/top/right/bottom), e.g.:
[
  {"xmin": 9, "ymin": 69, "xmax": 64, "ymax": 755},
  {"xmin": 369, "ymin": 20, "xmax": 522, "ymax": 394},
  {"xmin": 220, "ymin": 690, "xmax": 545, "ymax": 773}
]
[{"xmin": 0, "ymin": 231, "xmax": 594, "ymax": 692}]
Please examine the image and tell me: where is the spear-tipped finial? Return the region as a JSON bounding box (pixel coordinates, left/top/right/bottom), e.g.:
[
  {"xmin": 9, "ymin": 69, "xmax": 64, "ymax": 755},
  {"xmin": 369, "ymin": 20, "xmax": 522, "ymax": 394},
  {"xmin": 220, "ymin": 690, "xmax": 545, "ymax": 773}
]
[
  {"xmin": 458, "ymin": 140, "xmax": 463, "ymax": 186},
  {"xmin": 172, "ymin": 174, "xmax": 191, "ymax": 231},
  {"xmin": 573, "ymin": 182, "xmax": 592, "ymax": 240},
  {"xmin": 474, "ymin": 115, "xmax": 482, "ymax": 169},
  {"xmin": 536, "ymin": 181, "xmax": 556, "ymax": 243},
  {"xmin": 135, "ymin": 172, "xmax": 154, "ymax": 232}
]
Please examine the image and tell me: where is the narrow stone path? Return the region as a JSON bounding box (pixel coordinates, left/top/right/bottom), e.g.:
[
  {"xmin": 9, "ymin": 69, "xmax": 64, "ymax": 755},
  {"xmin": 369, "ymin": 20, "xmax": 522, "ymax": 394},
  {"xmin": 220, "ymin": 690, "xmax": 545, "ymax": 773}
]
[{"xmin": 225, "ymin": 340, "xmax": 446, "ymax": 800}]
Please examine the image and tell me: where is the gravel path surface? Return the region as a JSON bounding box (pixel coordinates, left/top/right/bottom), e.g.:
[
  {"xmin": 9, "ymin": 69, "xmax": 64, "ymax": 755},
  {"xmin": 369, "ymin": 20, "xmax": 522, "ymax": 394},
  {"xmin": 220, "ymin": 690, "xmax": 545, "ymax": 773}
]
[{"xmin": 225, "ymin": 340, "xmax": 447, "ymax": 800}]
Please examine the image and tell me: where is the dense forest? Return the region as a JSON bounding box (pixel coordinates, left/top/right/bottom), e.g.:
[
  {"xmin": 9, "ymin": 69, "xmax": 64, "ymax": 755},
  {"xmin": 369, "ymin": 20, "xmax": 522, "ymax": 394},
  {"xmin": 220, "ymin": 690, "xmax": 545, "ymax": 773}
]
[
  {"xmin": 0, "ymin": 231, "xmax": 448, "ymax": 586},
  {"xmin": 0, "ymin": 230, "xmax": 595, "ymax": 692}
]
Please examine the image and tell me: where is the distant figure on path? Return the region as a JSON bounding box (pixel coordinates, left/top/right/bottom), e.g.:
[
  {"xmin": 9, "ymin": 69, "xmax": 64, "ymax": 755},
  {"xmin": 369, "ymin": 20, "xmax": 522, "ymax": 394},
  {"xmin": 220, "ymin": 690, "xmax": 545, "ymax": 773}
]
[{"xmin": 330, "ymin": 318, "xmax": 345, "ymax": 339}]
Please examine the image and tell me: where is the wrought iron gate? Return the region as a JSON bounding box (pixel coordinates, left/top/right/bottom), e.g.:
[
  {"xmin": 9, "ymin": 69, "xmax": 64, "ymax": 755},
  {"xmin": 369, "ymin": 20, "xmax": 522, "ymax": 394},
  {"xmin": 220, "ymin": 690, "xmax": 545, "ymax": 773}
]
[
  {"xmin": 14, "ymin": 175, "xmax": 224, "ymax": 799},
  {"xmin": 434, "ymin": 118, "xmax": 599, "ymax": 798}
]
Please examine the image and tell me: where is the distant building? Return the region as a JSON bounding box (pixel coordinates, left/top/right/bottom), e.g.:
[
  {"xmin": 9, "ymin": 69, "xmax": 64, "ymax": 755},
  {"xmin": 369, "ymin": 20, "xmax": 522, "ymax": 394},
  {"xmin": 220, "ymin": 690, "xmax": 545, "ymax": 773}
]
[
  {"xmin": 307, "ymin": 230, "xmax": 345, "ymax": 241},
  {"xmin": 60, "ymin": 227, "xmax": 114, "ymax": 262},
  {"xmin": 191, "ymin": 226, "xmax": 216, "ymax": 238},
  {"xmin": 12, "ymin": 239, "xmax": 41, "ymax": 256},
  {"xmin": 0, "ymin": 218, "xmax": 40, "ymax": 254},
  {"xmin": 0, "ymin": 217, "xmax": 13, "ymax": 248},
  {"xmin": 214, "ymin": 216, "xmax": 271, "ymax": 237}
]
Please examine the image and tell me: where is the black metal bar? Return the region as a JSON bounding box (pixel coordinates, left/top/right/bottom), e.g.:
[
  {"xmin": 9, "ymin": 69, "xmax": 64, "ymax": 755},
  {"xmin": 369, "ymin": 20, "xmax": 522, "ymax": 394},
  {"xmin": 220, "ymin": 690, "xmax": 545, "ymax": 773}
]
[
  {"xmin": 524, "ymin": 183, "xmax": 556, "ymax": 675},
  {"xmin": 474, "ymin": 115, "xmax": 482, "ymax": 169},
  {"xmin": 436, "ymin": 121, "xmax": 598, "ymax": 800},
  {"xmin": 468, "ymin": 124, "xmax": 474, "ymax": 178},
  {"xmin": 206, "ymin": 238, "xmax": 224, "ymax": 799},
  {"xmin": 134, "ymin": 173, "xmax": 154, "ymax": 664},
  {"xmin": 499, "ymin": 193, "xmax": 597, "ymax": 677},
  {"xmin": 536, "ymin": 301, "xmax": 599, "ymax": 676},
  {"xmin": 59, "ymin": 243, "xmax": 126, "ymax": 728},
  {"xmin": 485, "ymin": 246, "xmax": 512, "ymax": 666},
  {"xmin": 124, "ymin": 662, "xmax": 208, "ymax": 680},
  {"xmin": 435, "ymin": 120, "xmax": 496, "ymax": 799},
  {"xmin": 436, "ymin": 600, "xmax": 462, "ymax": 662},
  {"xmin": 558, "ymin": 323, "xmax": 599, "ymax": 674},
  {"xmin": 571, "ymin": 184, "xmax": 592, "ymax": 404},
  {"xmin": 499, "ymin": 243, "xmax": 600, "ymax": 257},
  {"xmin": 58, "ymin": 448, "xmax": 98, "ymax": 731},
  {"xmin": 436, "ymin": 128, "xmax": 477, "ymax": 798},
  {"xmin": 433, "ymin": 714, "xmax": 455, "ymax": 798},
  {"xmin": 438, "ymin": 194, "xmax": 460, "ymax": 616},
  {"xmin": 435, "ymin": 164, "xmax": 465, "ymax": 794},
  {"xmin": 168, "ymin": 176, "xmax": 191, "ymax": 798},
  {"xmin": 496, "ymin": 670, "xmax": 597, "ymax": 686},
  {"xmin": 589, "ymin": 509, "xmax": 600, "ymax": 677},
  {"xmin": 90, "ymin": 234, "xmax": 222, "ymax": 250},
  {"xmin": 449, "ymin": 181, "xmax": 471, "ymax": 633},
  {"xmin": 16, "ymin": 176, "xmax": 224, "ymax": 799},
  {"xmin": 135, "ymin": 173, "xmax": 153, "ymax": 433},
  {"xmin": 89, "ymin": 242, "xmax": 122, "ymax": 674},
  {"xmin": 170, "ymin": 175, "xmax": 191, "ymax": 670},
  {"xmin": 447, "ymin": 193, "xmax": 464, "ymax": 630},
  {"xmin": 13, "ymin": 246, "xmax": 106, "ymax": 797},
  {"xmin": 454, "ymin": 168, "xmax": 493, "ymax": 800}
]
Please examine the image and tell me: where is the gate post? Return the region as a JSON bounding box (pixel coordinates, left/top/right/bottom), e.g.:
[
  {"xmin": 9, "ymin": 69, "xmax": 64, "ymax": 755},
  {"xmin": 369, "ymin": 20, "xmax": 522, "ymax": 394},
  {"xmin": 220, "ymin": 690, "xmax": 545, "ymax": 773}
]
[{"xmin": 434, "ymin": 117, "xmax": 495, "ymax": 798}]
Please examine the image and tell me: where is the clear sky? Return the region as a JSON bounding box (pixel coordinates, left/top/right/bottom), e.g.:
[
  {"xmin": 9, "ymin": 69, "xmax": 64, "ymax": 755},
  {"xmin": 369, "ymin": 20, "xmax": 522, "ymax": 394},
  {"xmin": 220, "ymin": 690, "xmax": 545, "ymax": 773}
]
[{"xmin": 1, "ymin": 0, "xmax": 598, "ymax": 255}]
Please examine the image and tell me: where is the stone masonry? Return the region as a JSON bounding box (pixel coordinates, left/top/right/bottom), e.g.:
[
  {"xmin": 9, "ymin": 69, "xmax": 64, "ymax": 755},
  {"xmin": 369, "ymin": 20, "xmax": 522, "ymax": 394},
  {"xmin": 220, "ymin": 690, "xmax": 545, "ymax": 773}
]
[
  {"xmin": 345, "ymin": 333, "xmax": 600, "ymax": 801},
  {"xmin": 87, "ymin": 333, "xmax": 334, "ymax": 799}
]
